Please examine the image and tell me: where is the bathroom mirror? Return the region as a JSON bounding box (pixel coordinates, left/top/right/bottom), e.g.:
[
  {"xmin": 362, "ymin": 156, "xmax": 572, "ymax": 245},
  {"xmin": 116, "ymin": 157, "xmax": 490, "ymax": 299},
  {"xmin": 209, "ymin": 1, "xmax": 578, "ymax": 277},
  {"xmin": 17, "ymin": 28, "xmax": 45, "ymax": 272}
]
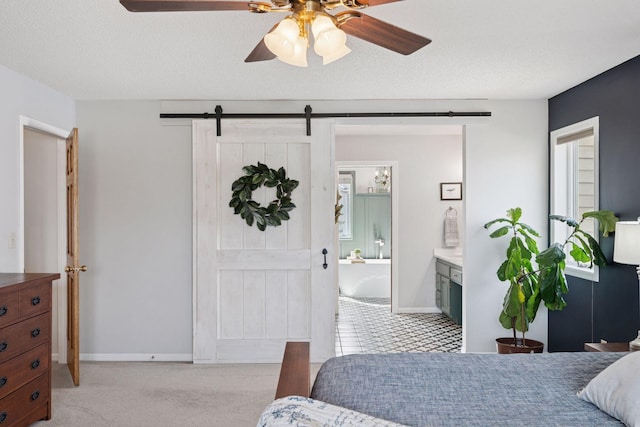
[{"xmin": 338, "ymin": 171, "xmax": 354, "ymax": 240}]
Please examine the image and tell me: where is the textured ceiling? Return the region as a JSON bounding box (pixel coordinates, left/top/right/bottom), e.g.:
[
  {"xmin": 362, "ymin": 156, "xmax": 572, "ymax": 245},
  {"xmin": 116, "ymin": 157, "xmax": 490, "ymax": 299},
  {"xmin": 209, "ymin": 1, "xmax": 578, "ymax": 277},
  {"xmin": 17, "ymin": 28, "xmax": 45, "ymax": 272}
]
[{"xmin": 0, "ymin": 0, "xmax": 639, "ymax": 101}]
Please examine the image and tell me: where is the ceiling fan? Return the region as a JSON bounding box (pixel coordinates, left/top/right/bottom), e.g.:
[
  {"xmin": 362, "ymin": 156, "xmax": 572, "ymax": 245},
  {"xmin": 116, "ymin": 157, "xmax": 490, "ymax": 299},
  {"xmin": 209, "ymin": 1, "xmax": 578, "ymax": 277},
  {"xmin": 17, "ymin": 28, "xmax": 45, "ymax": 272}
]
[{"xmin": 119, "ymin": 0, "xmax": 431, "ymax": 67}]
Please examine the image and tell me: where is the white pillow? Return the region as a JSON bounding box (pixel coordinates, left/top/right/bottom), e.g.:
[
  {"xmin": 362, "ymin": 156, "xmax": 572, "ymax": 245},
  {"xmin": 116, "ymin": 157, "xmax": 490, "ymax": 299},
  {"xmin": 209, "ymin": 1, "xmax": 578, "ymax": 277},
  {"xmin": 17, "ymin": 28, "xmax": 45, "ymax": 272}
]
[{"xmin": 578, "ymin": 351, "xmax": 640, "ymax": 427}]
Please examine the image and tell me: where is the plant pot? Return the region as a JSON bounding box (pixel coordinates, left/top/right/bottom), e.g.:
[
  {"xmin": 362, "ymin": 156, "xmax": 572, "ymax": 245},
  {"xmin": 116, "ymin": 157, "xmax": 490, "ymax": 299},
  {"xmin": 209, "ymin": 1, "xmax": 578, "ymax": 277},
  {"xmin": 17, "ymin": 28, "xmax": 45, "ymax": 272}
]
[{"xmin": 496, "ymin": 337, "xmax": 544, "ymax": 354}]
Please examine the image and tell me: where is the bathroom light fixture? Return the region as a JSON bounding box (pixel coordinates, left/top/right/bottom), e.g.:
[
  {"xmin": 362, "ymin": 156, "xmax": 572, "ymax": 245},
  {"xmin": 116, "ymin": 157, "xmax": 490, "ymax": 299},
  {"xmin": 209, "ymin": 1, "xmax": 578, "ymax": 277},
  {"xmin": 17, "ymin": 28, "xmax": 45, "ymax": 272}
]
[
  {"xmin": 613, "ymin": 217, "xmax": 640, "ymax": 351},
  {"xmin": 264, "ymin": 11, "xmax": 351, "ymax": 67},
  {"xmin": 374, "ymin": 167, "xmax": 391, "ymax": 190}
]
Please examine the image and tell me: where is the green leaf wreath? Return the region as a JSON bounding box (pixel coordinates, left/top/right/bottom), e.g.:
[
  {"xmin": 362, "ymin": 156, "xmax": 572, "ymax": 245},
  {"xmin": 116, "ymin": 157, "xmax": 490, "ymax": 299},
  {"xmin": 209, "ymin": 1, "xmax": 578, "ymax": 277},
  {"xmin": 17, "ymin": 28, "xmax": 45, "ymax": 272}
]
[{"xmin": 229, "ymin": 162, "xmax": 299, "ymax": 231}]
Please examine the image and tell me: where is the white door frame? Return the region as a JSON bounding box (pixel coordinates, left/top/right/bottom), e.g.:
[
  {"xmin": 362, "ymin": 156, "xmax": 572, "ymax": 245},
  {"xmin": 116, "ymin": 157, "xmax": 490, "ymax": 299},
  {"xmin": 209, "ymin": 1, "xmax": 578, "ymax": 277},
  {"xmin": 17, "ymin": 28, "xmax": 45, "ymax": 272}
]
[
  {"xmin": 19, "ymin": 115, "xmax": 70, "ymax": 363},
  {"xmin": 335, "ymin": 160, "xmax": 399, "ymax": 313}
]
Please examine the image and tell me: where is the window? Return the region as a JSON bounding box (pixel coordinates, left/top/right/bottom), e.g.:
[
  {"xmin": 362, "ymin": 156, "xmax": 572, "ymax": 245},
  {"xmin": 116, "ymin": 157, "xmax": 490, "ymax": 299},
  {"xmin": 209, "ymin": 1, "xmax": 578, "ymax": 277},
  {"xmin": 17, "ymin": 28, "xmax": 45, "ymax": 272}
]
[
  {"xmin": 337, "ymin": 171, "xmax": 354, "ymax": 240},
  {"xmin": 550, "ymin": 117, "xmax": 599, "ymax": 281}
]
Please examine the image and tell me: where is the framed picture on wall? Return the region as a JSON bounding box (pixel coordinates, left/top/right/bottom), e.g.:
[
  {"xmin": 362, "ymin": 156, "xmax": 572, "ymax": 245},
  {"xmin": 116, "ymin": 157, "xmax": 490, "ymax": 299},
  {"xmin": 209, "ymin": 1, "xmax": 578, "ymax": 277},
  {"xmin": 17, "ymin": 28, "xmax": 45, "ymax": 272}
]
[{"xmin": 440, "ymin": 182, "xmax": 462, "ymax": 200}]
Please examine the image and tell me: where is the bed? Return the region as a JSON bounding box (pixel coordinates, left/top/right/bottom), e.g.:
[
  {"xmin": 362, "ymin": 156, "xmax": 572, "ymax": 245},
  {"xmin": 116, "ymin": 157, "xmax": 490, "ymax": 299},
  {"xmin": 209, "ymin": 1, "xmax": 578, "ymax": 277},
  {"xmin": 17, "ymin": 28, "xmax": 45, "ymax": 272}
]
[{"xmin": 258, "ymin": 342, "xmax": 639, "ymax": 426}]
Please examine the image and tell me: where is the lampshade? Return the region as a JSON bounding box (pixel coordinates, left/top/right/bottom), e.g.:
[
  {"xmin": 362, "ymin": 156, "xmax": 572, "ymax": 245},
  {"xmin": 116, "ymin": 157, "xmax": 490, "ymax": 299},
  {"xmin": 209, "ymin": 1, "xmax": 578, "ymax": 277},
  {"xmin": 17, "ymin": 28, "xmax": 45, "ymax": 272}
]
[
  {"xmin": 319, "ymin": 44, "xmax": 351, "ymax": 65},
  {"xmin": 264, "ymin": 18, "xmax": 308, "ymax": 67},
  {"xmin": 614, "ymin": 219, "xmax": 640, "ymax": 265},
  {"xmin": 311, "ymin": 14, "xmax": 351, "ymax": 64},
  {"xmin": 264, "ymin": 18, "xmax": 301, "ymax": 59},
  {"xmin": 278, "ymin": 36, "xmax": 308, "ymax": 67}
]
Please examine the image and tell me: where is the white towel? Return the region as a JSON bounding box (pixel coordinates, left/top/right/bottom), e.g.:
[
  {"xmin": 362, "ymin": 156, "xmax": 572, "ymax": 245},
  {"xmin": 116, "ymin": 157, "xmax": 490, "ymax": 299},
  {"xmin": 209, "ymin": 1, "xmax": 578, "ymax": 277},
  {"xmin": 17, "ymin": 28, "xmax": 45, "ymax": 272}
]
[{"xmin": 444, "ymin": 215, "xmax": 459, "ymax": 247}]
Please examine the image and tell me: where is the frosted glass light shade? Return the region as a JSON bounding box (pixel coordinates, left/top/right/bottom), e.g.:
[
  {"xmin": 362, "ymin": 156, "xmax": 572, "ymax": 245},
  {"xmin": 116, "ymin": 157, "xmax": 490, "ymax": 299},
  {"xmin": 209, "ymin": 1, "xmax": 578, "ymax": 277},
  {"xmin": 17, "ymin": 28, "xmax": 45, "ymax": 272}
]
[
  {"xmin": 277, "ymin": 36, "xmax": 308, "ymax": 67},
  {"xmin": 320, "ymin": 44, "xmax": 351, "ymax": 65},
  {"xmin": 614, "ymin": 219, "xmax": 640, "ymax": 265},
  {"xmin": 264, "ymin": 18, "xmax": 300, "ymax": 59},
  {"xmin": 311, "ymin": 14, "xmax": 350, "ymax": 64}
]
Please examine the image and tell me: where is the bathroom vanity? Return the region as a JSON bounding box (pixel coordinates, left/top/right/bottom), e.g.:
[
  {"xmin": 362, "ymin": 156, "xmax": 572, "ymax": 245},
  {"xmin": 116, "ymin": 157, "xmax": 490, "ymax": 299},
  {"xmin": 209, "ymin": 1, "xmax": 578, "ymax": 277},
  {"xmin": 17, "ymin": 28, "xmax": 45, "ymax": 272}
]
[{"xmin": 434, "ymin": 252, "xmax": 462, "ymax": 325}]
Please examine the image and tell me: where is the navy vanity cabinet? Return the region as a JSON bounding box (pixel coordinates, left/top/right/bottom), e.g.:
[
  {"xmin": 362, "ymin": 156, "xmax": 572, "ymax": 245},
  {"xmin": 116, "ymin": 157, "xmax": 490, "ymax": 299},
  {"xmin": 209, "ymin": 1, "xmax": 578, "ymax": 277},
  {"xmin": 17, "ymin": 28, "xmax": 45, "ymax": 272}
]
[{"xmin": 435, "ymin": 260, "xmax": 462, "ymax": 325}]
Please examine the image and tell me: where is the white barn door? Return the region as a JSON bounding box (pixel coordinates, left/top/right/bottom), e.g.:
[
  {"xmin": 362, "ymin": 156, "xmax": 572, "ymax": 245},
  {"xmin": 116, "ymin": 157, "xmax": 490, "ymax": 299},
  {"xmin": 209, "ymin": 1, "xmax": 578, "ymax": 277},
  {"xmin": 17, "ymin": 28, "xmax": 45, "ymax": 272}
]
[{"xmin": 193, "ymin": 119, "xmax": 336, "ymax": 363}]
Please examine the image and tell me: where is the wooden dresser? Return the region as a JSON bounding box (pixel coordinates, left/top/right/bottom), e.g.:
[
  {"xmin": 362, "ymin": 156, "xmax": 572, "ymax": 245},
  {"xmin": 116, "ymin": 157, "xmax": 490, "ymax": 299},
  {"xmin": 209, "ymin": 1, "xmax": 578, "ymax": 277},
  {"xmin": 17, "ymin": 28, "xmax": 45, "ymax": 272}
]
[{"xmin": 0, "ymin": 273, "xmax": 58, "ymax": 426}]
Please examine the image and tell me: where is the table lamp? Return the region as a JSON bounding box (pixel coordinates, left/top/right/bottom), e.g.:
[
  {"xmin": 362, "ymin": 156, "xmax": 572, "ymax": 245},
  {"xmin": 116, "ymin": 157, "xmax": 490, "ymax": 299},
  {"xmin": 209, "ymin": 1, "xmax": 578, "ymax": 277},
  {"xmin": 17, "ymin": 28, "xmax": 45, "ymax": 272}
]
[{"xmin": 613, "ymin": 218, "xmax": 640, "ymax": 351}]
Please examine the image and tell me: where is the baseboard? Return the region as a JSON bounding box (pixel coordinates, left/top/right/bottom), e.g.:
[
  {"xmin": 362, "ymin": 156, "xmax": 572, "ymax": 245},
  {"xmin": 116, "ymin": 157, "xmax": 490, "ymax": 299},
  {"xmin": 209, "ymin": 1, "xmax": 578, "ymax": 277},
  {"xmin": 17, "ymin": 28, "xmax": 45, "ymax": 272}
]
[
  {"xmin": 79, "ymin": 353, "xmax": 194, "ymax": 362},
  {"xmin": 395, "ymin": 307, "xmax": 441, "ymax": 314}
]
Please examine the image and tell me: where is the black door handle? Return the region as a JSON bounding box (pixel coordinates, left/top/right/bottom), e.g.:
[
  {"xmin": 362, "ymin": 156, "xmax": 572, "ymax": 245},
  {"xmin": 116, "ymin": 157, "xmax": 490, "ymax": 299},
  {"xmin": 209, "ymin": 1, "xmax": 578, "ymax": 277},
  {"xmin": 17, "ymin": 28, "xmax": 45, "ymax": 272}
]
[{"xmin": 322, "ymin": 248, "xmax": 328, "ymax": 269}]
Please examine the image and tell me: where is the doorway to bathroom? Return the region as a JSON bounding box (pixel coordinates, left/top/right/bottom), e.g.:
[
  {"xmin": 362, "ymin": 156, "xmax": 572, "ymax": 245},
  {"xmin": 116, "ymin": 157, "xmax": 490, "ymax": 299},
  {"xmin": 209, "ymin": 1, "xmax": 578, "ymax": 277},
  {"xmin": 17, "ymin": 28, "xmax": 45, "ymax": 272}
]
[
  {"xmin": 337, "ymin": 163, "xmax": 394, "ymax": 304},
  {"xmin": 333, "ymin": 123, "xmax": 464, "ymax": 355}
]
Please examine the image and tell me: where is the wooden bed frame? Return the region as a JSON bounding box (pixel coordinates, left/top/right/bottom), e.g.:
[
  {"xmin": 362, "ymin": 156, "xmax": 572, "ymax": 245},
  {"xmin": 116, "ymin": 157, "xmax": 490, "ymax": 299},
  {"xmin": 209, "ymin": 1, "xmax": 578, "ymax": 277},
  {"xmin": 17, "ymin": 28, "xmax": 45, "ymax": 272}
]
[{"xmin": 275, "ymin": 341, "xmax": 311, "ymax": 399}]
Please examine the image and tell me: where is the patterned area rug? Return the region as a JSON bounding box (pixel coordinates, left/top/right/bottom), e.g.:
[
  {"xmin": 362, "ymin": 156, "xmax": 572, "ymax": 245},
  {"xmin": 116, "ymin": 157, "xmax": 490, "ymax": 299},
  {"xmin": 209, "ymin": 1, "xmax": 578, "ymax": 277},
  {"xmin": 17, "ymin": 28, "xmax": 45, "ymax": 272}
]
[{"xmin": 335, "ymin": 296, "xmax": 462, "ymax": 355}]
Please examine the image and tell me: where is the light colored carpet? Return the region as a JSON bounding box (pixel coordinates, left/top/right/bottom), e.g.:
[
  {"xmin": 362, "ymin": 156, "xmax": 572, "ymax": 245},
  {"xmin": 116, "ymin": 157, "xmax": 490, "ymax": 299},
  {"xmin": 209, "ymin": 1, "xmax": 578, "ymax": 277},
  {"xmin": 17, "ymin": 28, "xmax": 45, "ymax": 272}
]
[{"xmin": 33, "ymin": 361, "xmax": 312, "ymax": 427}]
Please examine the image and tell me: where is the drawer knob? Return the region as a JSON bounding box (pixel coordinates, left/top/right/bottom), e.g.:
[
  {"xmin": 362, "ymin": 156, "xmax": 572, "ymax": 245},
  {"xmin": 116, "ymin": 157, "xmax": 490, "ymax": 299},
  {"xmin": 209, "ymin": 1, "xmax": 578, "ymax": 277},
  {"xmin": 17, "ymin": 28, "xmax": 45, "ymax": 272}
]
[
  {"xmin": 31, "ymin": 390, "xmax": 40, "ymax": 401},
  {"xmin": 0, "ymin": 306, "xmax": 7, "ymax": 317},
  {"xmin": 0, "ymin": 411, "xmax": 6, "ymax": 423},
  {"xmin": 31, "ymin": 359, "xmax": 40, "ymax": 370},
  {"xmin": 0, "ymin": 377, "xmax": 6, "ymax": 388},
  {"xmin": 31, "ymin": 328, "xmax": 41, "ymax": 338},
  {"xmin": 0, "ymin": 341, "xmax": 7, "ymax": 352},
  {"xmin": 31, "ymin": 296, "xmax": 41, "ymax": 306}
]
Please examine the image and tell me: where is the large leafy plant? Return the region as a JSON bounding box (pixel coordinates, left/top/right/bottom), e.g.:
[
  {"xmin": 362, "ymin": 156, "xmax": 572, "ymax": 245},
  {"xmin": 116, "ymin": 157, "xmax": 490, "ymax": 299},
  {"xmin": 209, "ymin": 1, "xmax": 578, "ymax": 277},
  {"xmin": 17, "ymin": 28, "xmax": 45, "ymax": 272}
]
[{"xmin": 484, "ymin": 207, "xmax": 618, "ymax": 344}]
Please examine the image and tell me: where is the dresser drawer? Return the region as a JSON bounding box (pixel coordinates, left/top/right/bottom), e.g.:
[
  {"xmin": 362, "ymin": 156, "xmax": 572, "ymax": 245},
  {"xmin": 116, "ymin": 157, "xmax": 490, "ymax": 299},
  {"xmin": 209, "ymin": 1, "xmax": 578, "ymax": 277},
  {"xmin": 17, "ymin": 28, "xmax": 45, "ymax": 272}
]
[
  {"xmin": 0, "ymin": 343, "xmax": 49, "ymax": 400},
  {"xmin": 0, "ymin": 373, "xmax": 49, "ymax": 425},
  {"xmin": 19, "ymin": 282, "xmax": 51, "ymax": 319},
  {"xmin": 0, "ymin": 291, "xmax": 19, "ymax": 330},
  {"xmin": 0, "ymin": 314, "xmax": 50, "ymax": 364}
]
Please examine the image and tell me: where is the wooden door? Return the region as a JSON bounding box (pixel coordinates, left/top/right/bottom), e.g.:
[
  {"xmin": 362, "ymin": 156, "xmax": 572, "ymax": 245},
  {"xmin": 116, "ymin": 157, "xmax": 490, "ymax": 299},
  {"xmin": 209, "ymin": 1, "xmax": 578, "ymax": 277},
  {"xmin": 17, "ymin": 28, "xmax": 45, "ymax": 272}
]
[
  {"xmin": 65, "ymin": 128, "xmax": 82, "ymax": 386},
  {"xmin": 193, "ymin": 119, "xmax": 336, "ymax": 363}
]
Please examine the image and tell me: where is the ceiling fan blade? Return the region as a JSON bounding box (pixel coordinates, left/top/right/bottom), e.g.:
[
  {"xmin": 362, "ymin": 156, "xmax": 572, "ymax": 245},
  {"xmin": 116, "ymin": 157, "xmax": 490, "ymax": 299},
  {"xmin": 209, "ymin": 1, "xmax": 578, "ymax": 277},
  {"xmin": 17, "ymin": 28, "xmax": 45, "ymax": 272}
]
[
  {"xmin": 337, "ymin": 11, "xmax": 431, "ymax": 55},
  {"xmin": 245, "ymin": 39, "xmax": 276, "ymax": 62},
  {"xmin": 120, "ymin": 0, "xmax": 252, "ymax": 12},
  {"xmin": 245, "ymin": 24, "xmax": 277, "ymax": 62}
]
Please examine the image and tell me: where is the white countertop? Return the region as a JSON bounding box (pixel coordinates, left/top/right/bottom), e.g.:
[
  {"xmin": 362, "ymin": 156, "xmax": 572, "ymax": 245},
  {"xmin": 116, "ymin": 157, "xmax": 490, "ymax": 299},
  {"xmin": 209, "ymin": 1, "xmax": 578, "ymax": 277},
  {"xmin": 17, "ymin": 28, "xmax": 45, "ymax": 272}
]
[{"xmin": 433, "ymin": 248, "xmax": 463, "ymax": 268}]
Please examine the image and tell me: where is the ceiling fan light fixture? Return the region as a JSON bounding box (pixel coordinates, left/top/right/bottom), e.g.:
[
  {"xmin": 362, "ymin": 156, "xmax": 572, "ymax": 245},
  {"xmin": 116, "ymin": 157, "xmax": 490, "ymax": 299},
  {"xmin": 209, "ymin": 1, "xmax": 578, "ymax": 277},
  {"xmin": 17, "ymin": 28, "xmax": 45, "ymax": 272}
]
[
  {"xmin": 321, "ymin": 44, "xmax": 351, "ymax": 65},
  {"xmin": 277, "ymin": 36, "xmax": 308, "ymax": 67},
  {"xmin": 311, "ymin": 14, "xmax": 335, "ymax": 38},
  {"xmin": 264, "ymin": 18, "xmax": 300, "ymax": 59},
  {"xmin": 311, "ymin": 14, "xmax": 351, "ymax": 64},
  {"xmin": 120, "ymin": 1, "xmax": 432, "ymax": 66}
]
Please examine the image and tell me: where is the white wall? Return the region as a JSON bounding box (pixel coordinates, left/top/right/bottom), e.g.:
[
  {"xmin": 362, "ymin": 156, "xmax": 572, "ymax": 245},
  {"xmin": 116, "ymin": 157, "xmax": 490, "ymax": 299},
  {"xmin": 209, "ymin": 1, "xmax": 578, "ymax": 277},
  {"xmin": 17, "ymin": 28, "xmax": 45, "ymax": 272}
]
[
  {"xmin": 463, "ymin": 101, "xmax": 548, "ymax": 352},
  {"xmin": 0, "ymin": 63, "xmax": 75, "ymax": 271},
  {"xmin": 76, "ymin": 101, "xmax": 193, "ymax": 359},
  {"xmin": 24, "ymin": 129, "xmax": 61, "ymax": 356},
  {"xmin": 336, "ymin": 133, "xmax": 463, "ymax": 312},
  {"xmin": 0, "ymin": 89, "xmax": 547, "ymax": 357},
  {"xmin": 74, "ymin": 99, "xmax": 546, "ymax": 357},
  {"xmin": 24, "ymin": 130, "xmax": 58, "ymax": 273}
]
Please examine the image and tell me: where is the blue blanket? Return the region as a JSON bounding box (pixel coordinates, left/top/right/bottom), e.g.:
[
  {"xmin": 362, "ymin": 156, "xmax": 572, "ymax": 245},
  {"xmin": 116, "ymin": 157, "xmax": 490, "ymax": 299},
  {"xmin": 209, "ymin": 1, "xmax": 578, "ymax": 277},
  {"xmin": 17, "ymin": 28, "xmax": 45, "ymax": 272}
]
[{"xmin": 310, "ymin": 352, "xmax": 625, "ymax": 426}]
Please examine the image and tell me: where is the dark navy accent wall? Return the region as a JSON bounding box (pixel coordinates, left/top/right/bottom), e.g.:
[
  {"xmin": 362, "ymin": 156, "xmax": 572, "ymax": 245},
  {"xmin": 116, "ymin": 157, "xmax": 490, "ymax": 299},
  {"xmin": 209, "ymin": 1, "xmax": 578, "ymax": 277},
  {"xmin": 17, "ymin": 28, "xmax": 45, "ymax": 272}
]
[{"xmin": 548, "ymin": 55, "xmax": 640, "ymax": 352}]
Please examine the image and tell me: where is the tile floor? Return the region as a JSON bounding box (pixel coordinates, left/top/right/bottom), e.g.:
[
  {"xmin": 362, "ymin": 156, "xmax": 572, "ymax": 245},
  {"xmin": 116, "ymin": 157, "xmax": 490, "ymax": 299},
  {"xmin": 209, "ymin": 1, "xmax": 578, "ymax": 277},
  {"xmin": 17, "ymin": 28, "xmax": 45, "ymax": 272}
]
[{"xmin": 335, "ymin": 296, "xmax": 462, "ymax": 356}]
